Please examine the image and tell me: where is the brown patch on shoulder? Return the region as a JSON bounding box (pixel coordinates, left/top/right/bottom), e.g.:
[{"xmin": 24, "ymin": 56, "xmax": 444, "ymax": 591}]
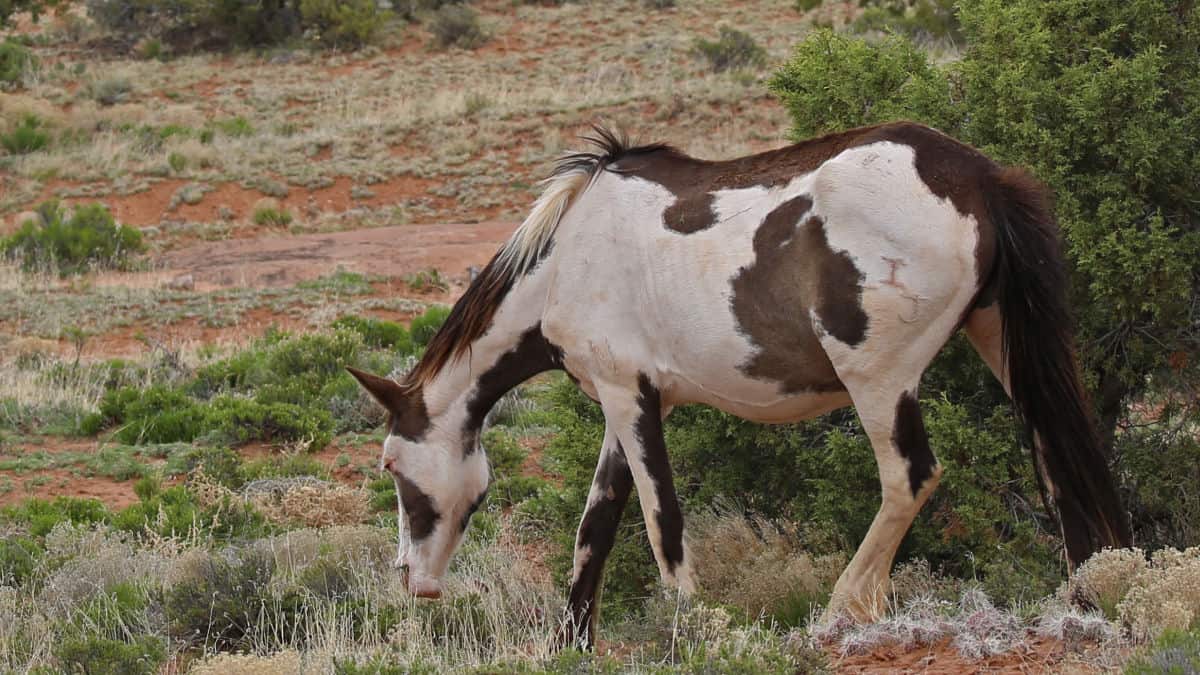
[
  {"xmin": 730, "ymin": 195, "xmax": 867, "ymax": 394},
  {"xmin": 611, "ymin": 125, "xmax": 883, "ymax": 234}
]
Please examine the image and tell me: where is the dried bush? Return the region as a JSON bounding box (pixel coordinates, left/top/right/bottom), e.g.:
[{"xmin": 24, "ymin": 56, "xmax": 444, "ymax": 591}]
[
  {"xmin": 1034, "ymin": 606, "xmax": 1116, "ymax": 650},
  {"xmin": 692, "ymin": 27, "xmax": 767, "ymax": 72},
  {"xmin": 690, "ymin": 510, "xmax": 843, "ymax": 627},
  {"xmin": 245, "ymin": 479, "xmax": 371, "ymax": 528},
  {"xmin": 188, "ymin": 650, "xmax": 306, "ymax": 675},
  {"xmin": 1068, "ymin": 547, "xmax": 1146, "ymax": 620},
  {"xmin": 427, "ymin": 5, "xmax": 488, "ymax": 49},
  {"xmin": 1118, "ymin": 547, "xmax": 1200, "ymax": 642}
]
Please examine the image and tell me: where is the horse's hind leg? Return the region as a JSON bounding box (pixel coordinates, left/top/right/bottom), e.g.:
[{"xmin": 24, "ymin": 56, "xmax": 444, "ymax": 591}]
[{"xmin": 823, "ymin": 373, "xmax": 943, "ymax": 621}]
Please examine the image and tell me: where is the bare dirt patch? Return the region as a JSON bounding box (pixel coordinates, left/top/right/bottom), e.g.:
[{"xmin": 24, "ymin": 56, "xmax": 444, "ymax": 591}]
[
  {"xmin": 158, "ymin": 220, "xmax": 516, "ymax": 289},
  {"xmin": 0, "ymin": 437, "xmax": 140, "ymax": 509}
]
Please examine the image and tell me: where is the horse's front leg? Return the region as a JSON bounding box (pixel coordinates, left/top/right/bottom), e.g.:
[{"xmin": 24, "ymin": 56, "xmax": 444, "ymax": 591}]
[
  {"xmin": 558, "ymin": 424, "xmax": 634, "ymax": 650},
  {"xmin": 597, "ymin": 374, "xmax": 694, "ymax": 594}
]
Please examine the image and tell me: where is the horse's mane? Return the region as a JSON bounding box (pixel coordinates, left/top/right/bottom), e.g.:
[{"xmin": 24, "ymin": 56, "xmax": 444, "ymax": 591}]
[{"xmin": 404, "ymin": 126, "xmax": 668, "ymax": 389}]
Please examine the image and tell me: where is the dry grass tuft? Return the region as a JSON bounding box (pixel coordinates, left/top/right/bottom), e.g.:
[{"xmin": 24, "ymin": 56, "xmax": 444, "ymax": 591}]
[
  {"xmin": 245, "ymin": 480, "xmax": 371, "ymax": 528},
  {"xmin": 186, "ymin": 649, "xmax": 309, "ymax": 675},
  {"xmin": 190, "ymin": 469, "xmax": 371, "ymax": 529},
  {"xmin": 689, "ymin": 509, "xmax": 844, "ymax": 623}
]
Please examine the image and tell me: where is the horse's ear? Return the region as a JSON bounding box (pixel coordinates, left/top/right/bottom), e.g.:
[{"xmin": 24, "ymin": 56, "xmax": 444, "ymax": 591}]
[{"xmin": 347, "ymin": 367, "xmax": 406, "ymax": 413}]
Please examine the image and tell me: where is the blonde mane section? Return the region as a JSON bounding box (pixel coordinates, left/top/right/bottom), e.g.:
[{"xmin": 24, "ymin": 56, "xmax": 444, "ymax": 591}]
[
  {"xmin": 495, "ymin": 166, "xmax": 594, "ymax": 276},
  {"xmin": 403, "ymin": 162, "xmax": 599, "ymax": 389}
]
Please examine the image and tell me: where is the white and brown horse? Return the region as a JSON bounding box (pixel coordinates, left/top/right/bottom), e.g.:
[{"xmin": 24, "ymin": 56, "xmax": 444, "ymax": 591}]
[{"xmin": 349, "ymin": 121, "xmax": 1130, "ymax": 648}]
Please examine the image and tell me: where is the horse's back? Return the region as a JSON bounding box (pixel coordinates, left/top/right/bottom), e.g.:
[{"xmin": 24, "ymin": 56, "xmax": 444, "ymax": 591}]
[{"xmin": 542, "ymin": 123, "xmax": 991, "ymax": 419}]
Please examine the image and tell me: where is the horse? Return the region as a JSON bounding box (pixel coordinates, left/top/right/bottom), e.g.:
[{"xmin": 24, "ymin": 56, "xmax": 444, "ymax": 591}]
[{"xmin": 348, "ymin": 120, "xmax": 1131, "ymax": 649}]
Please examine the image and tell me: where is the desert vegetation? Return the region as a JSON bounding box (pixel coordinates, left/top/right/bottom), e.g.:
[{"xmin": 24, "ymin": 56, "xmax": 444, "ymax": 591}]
[{"xmin": 1, "ymin": 0, "xmax": 1197, "ymax": 672}]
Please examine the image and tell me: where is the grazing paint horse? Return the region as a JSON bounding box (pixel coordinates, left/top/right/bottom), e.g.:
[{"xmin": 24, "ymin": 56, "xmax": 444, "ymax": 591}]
[{"xmin": 349, "ymin": 121, "xmax": 1131, "ymax": 649}]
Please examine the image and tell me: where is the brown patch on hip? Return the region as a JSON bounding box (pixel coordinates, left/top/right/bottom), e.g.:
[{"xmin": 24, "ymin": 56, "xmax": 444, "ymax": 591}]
[{"xmin": 729, "ymin": 195, "xmax": 868, "ymax": 394}]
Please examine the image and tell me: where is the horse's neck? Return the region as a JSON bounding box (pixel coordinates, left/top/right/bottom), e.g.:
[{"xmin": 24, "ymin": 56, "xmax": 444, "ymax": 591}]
[{"xmin": 421, "ymin": 270, "xmax": 554, "ymax": 429}]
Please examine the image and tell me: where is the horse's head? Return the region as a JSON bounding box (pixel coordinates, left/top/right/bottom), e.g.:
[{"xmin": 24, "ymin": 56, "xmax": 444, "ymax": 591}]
[{"xmin": 348, "ymin": 367, "xmax": 489, "ymax": 600}]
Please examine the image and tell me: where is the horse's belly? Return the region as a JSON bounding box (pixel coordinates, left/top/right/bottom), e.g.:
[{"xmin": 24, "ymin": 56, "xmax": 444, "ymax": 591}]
[{"xmin": 667, "ymin": 371, "xmax": 852, "ymax": 423}]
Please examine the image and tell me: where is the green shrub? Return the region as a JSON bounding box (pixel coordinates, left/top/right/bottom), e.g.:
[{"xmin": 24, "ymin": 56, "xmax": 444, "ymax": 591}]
[
  {"xmin": 0, "ymin": 535, "xmax": 42, "ymax": 585},
  {"xmin": 409, "ymin": 305, "xmax": 451, "ymax": 348},
  {"xmin": 242, "ymin": 452, "xmax": 329, "ymax": 480},
  {"xmin": 1, "ymin": 113, "xmax": 49, "ymax": 154},
  {"xmin": 112, "ymin": 385, "xmax": 204, "ymax": 444},
  {"xmin": 202, "ymin": 395, "xmax": 333, "ymax": 450},
  {"xmin": 491, "ymin": 475, "xmax": 547, "ymax": 508},
  {"xmin": 795, "ymin": 0, "xmax": 822, "ymax": 10},
  {"xmin": 297, "ymin": 269, "xmax": 374, "ymax": 294},
  {"xmin": 112, "ymin": 484, "xmax": 268, "ymax": 540},
  {"xmin": 332, "ymin": 316, "xmax": 414, "ymax": 353},
  {"xmin": 1, "ymin": 1, "xmax": 56, "ymax": 28},
  {"xmin": 768, "ymin": 29, "xmax": 955, "ymax": 137},
  {"xmin": 299, "ymin": 0, "xmax": 388, "ymax": 48},
  {"xmin": 1, "ymin": 201, "xmax": 145, "ymax": 275},
  {"xmin": 770, "ymin": 0, "xmax": 1200, "ymax": 559},
  {"xmin": 213, "ymin": 115, "xmax": 253, "ymax": 137},
  {"xmin": 55, "ymin": 635, "xmax": 165, "ymax": 675},
  {"xmin": 253, "ymin": 205, "xmax": 293, "ymax": 226},
  {"xmin": 89, "ymin": 0, "xmax": 389, "ymax": 50},
  {"xmin": 165, "ymin": 548, "xmax": 280, "ymax": 650},
  {"xmin": 692, "ymin": 27, "xmax": 767, "ymax": 72},
  {"xmin": 1, "ymin": 496, "xmax": 109, "ymax": 537},
  {"xmin": 138, "ymin": 37, "xmax": 166, "ymax": 60},
  {"xmin": 0, "ymin": 38, "xmax": 36, "ymax": 87},
  {"xmin": 177, "ymin": 445, "xmax": 247, "ymax": 488},
  {"xmin": 427, "ymin": 4, "xmax": 487, "ymax": 49}
]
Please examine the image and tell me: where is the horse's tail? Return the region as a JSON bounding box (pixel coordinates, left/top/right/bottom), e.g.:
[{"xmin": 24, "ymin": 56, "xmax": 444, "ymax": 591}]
[{"xmin": 987, "ymin": 166, "xmax": 1131, "ymax": 567}]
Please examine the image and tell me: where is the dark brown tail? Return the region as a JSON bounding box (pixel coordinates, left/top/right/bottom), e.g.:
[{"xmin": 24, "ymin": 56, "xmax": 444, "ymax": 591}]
[{"xmin": 988, "ymin": 167, "xmax": 1131, "ymax": 567}]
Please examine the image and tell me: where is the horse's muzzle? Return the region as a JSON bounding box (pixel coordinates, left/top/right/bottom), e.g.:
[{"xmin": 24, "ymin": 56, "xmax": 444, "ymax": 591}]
[{"xmin": 400, "ymin": 565, "xmax": 442, "ymax": 600}]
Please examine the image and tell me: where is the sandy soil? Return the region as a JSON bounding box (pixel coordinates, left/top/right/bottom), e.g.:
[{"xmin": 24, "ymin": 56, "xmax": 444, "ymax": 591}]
[{"xmin": 158, "ymin": 220, "xmax": 516, "ymax": 289}]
